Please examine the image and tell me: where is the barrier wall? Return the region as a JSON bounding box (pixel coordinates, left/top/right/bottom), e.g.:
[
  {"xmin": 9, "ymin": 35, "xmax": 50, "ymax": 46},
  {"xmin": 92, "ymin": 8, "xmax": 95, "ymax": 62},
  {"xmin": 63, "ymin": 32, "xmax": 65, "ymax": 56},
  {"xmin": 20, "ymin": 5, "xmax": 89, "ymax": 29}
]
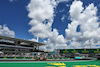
[{"xmin": 60, "ymin": 49, "xmax": 100, "ymax": 53}]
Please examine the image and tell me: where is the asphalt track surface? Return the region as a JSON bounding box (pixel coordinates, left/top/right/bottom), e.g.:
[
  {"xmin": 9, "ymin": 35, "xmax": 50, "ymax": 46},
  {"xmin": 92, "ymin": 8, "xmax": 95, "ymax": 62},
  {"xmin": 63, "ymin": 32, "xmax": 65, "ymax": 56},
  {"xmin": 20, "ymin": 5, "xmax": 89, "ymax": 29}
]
[{"xmin": 0, "ymin": 60, "xmax": 100, "ymax": 67}]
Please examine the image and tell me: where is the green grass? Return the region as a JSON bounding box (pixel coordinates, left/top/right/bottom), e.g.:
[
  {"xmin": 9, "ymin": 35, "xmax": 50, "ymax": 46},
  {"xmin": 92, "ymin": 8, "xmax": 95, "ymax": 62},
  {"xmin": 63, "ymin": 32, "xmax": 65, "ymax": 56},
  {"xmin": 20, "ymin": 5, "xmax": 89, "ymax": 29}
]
[{"xmin": 0, "ymin": 60, "xmax": 100, "ymax": 67}]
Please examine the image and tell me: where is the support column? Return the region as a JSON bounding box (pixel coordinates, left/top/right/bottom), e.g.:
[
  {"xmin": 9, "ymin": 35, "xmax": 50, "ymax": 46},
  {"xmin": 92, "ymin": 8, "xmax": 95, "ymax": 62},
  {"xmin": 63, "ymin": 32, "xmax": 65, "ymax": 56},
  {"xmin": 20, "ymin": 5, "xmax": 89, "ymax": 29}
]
[
  {"xmin": 37, "ymin": 44, "xmax": 39, "ymax": 51},
  {"xmin": 33, "ymin": 45, "xmax": 37, "ymax": 51},
  {"xmin": 15, "ymin": 41, "xmax": 17, "ymax": 55},
  {"xmin": 15, "ymin": 41, "xmax": 20, "ymax": 55}
]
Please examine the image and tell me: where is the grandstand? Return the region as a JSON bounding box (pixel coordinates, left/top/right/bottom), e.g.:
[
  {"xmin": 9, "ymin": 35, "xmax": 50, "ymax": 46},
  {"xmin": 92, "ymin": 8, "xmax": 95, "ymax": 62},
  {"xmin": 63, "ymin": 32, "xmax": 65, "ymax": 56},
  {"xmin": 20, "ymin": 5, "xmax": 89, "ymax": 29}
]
[
  {"xmin": 0, "ymin": 35, "xmax": 48, "ymax": 61},
  {"xmin": 0, "ymin": 35, "xmax": 100, "ymax": 61},
  {"xmin": 56, "ymin": 49, "xmax": 100, "ymax": 60}
]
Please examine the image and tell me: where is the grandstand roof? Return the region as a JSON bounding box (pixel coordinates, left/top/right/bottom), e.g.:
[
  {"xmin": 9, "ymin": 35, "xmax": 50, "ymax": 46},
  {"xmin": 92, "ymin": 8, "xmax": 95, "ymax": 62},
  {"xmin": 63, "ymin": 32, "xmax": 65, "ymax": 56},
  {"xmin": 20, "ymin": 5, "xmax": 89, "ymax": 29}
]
[{"xmin": 0, "ymin": 35, "xmax": 46, "ymax": 46}]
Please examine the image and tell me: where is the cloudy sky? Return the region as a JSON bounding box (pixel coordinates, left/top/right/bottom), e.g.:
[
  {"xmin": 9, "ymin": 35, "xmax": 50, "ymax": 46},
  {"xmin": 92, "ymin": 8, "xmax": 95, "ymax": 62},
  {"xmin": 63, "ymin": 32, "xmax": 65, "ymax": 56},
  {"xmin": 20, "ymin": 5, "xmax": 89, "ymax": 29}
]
[{"xmin": 0, "ymin": 0, "xmax": 100, "ymax": 51}]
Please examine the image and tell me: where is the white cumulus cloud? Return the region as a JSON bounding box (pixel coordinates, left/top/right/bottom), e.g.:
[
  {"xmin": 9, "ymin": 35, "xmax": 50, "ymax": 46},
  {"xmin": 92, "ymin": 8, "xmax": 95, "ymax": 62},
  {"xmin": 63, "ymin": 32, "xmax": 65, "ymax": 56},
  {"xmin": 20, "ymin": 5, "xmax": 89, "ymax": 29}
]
[
  {"xmin": 27, "ymin": 0, "xmax": 100, "ymax": 51},
  {"xmin": 65, "ymin": 0, "xmax": 100, "ymax": 48},
  {"xmin": 40, "ymin": 28, "xmax": 67, "ymax": 51},
  {"xmin": 27, "ymin": 0, "xmax": 57, "ymax": 39},
  {"xmin": 0, "ymin": 25, "xmax": 15, "ymax": 37},
  {"xmin": 27, "ymin": 0, "xmax": 67, "ymax": 51}
]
